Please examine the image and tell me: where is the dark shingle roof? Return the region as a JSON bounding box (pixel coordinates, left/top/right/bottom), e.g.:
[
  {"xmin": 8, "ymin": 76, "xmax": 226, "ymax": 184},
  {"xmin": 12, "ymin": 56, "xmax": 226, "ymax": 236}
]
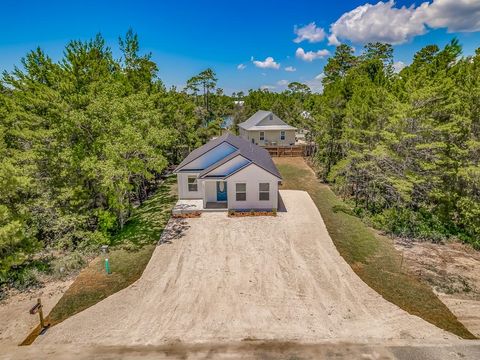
[
  {"xmin": 175, "ymin": 133, "xmax": 232, "ymax": 171},
  {"xmin": 175, "ymin": 133, "xmax": 281, "ymax": 179}
]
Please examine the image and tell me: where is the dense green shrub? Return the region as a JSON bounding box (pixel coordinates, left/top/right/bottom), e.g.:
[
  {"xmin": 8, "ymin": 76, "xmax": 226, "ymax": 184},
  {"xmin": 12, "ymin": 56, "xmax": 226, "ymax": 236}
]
[{"xmin": 312, "ymin": 41, "xmax": 480, "ymax": 248}]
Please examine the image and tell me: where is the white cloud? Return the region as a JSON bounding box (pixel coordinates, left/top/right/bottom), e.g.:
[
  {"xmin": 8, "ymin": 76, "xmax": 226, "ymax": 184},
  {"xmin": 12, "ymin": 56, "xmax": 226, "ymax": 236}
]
[
  {"xmin": 305, "ymin": 81, "xmax": 323, "ymax": 93},
  {"xmin": 330, "ymin": 1, "xmax": 426, "ymax": 45},
  {"xmin": 305, "ymin": 73, "xmax": 325, "ymax": 93},
  {"xmin": 260, "ymin": 85, "xmax": 276, "ymax": 90},
  {"xmin": 296, "ymin": 47, "xmax": 330, "ymax": 62},
  {"xmin": 277, "ymin": 79, "xmax": 289, "ymax": 86},
  {"xmin": 252, "ymin": 56, "xmax": 280, "ymax": 69},
  {"xmin": 293, "ymin": 22, "xmax": 326, "ymax": 43},
  {"xmin": 329, "ymin": 0, "xmax": 480, "ymax": 45},
  {"xmin": 285, "ymin": 66, "xmax": 297, "ymax": 72},
  {"xmin": 420, "ymin": 0, "xmax": 480, "ymax": 32},
  {"xmin": 327, "ymin": 34, "xmax": 341, "ymax": 46},
  {"xmin": 393, "ymin": 61, "xmax": 407, "ymax": 73},
  {"xmin": 237, "ymin": 63, "xmax": 246, "ymax": 70}
]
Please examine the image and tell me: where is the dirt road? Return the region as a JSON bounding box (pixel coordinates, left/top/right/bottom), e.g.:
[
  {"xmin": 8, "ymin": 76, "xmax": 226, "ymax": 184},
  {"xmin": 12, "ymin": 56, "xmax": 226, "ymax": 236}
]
[
  {"xmin": 8, "ymin": 341, "xmax": 480, "ymax": 360},
  {"xmin": 37, "ymin": 190, "xmax": 457, "ymax": 345}
]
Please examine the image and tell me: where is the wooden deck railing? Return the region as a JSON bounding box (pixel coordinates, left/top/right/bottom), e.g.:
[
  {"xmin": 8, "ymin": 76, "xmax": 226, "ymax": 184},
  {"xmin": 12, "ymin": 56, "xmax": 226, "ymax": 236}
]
[{"xmin": 263, "ymin": 144, "xmax": 316, "ymax": 157}]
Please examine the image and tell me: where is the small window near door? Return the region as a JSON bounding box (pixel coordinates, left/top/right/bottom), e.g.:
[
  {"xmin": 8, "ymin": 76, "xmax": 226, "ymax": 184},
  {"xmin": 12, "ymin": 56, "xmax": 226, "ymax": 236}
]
[
  {"xmin": 280, "ymin": 131, "xmax": 286, "ymax": 141},
  {"xmin": 259, "ymin": 183, "xmax": 270, "ymax": 201},
  {"xmin": 236, "ymin": 183, "xmax": 246, "ymax": 201},
  {"xmin": 251, "ymin": 138, "xmax": 255, "ymax": 144},
  {"xmin": 187, "ymin": 176, "xmax": 198, "ymax": 192},
  {"xmin": 259, "ymin": 131, "xmax": 265, "ymax": 141}
]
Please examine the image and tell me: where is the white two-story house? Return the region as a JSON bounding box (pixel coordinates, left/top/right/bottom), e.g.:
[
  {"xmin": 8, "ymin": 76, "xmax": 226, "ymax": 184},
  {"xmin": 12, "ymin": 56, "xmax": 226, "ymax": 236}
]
[{"xmin": 238, "ymin": 110, "xmax": 296, "ymax": 146}]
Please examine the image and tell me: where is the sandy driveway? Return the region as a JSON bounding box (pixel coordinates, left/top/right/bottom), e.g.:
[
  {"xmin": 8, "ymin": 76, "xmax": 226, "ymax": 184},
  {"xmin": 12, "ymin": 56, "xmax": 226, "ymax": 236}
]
[{"xmin": 37, "ymin": 190, "xmax": 457, "ymax": 345}]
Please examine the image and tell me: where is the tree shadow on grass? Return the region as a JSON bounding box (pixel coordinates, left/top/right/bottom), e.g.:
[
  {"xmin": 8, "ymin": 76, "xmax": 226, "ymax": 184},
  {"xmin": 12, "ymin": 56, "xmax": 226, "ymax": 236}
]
[{"xmin": 110, "ymin": 176, "xmax": 177, "ymax": 249}]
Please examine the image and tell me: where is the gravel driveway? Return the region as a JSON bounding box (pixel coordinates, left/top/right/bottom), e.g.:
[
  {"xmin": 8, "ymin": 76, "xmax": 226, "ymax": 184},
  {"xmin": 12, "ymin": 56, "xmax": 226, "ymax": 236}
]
[{"xmin": 37, "ymin": 190, "xmax": 457, "ymax": 345}]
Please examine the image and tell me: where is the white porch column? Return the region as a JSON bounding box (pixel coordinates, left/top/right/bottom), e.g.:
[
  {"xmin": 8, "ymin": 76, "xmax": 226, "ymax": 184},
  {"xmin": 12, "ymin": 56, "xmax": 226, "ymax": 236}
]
[{"xmin": 201, "ymin": 180, "xmax": 206, "ymax": 209}]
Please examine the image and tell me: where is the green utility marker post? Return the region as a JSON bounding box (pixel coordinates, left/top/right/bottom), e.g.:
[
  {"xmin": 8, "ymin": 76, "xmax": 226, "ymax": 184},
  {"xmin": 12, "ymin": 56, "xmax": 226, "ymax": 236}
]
[
  {"xmin": 101, "ymin": 245, "xmax": 111, "ymax": 275},
  {"xmin": 105, "ymin": 258, "xmax": 111, "ymax": 275}
]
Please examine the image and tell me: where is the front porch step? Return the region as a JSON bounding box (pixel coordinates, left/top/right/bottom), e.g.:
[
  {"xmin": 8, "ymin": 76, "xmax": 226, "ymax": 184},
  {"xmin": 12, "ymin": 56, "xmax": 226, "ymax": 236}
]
[
  {"xmin": 172, "ymin": 199, "xmax": 227, "ymax": 214},
  {"xmin": 201, "ymin": 207, "xmax": 228, "ymax": 213}
]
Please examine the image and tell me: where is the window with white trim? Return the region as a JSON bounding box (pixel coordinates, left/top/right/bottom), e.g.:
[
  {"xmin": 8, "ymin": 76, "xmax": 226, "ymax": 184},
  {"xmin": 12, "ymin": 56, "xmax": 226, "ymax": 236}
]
[
  {"xmin": 236, "ymin": 183, "xmax": 246, "ymax": 201},
  {"xmin": 280, "ymin": 131, "xmax": 285, "ymax": 140},
  {"xmin": 259, "ymin": 183, "xmax": 270, "ymax": 201},
  {"xmin": 187, "ymin": 176, "xmax": 198, "ymax": 192},
  {"xmin": 259, "ymin": 131, "xmax": 265, "ymax": 141}
]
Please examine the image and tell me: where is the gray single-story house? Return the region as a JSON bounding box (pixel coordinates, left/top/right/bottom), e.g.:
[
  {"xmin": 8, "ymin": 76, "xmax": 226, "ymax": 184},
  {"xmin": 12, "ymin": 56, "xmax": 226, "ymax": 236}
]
[
  {"xmin": 238, "ymin": 110, "xmax": 296, "ymax": 146},
  {"xmin": 173, "ymin": 133, "xmax": 282, "ymax": 212}
]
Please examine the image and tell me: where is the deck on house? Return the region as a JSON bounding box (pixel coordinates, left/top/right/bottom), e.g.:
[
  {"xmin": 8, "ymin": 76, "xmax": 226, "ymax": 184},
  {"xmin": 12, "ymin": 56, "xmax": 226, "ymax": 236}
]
[
  {"xmin": 172, "ymin": 199, "xmax": 227, "ymax": 214},
  {"xmin": 263, "ymin": 144, "xmax": 316, "ymax": 157}
]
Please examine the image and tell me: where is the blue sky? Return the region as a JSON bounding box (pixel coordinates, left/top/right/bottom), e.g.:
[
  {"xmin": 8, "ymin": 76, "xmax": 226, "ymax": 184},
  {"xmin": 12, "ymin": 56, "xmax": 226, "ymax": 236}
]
[{"xmin": 1, "ymin": 0, "xmax": 480, "ymax": 94}]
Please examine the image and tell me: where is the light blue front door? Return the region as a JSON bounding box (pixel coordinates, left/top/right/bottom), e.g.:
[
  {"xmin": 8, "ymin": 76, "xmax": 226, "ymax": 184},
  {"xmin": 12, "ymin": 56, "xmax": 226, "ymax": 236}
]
[{"xmin": 216, "ymin": 181, "xmax": 227, "ymax": 201}]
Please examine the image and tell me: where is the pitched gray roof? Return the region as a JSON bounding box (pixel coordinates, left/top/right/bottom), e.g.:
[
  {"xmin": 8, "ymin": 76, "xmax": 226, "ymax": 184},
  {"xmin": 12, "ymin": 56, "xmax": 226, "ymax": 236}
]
[
  {"xmin": 175, "ymin": 133, "xmax": 232, "ymax": 171},
  {"xmin": 174, "ymin": 133, "xmax": 282, "ymax": 179},
  {"xmin": 238, "ymin": 110, "xmax": 296, "ymax": 131},
  {"xmin": 198, "ymin": 151, "xmax": 244, "ymax": 178}
]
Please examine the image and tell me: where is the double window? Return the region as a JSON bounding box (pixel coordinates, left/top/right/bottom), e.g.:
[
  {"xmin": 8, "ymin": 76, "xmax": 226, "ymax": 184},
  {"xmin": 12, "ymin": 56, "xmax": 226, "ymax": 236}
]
[
  {"xmin": 280, "ymin": 131, "xmax": 286, "ymax": 141},
  {"xmin": 235, "ymin": 183, "xmax": 246, "ymax": 201},
  {"xmin": 259, "ymin": 131, "xmax": 265, "ymax": 141},
  {"xmin": 187, "ymin": 176, "xmax": 198, "ymax": 192},
  {"xmin": 259, "ymin": 183, "xmax": 270, "ymax": 201}
]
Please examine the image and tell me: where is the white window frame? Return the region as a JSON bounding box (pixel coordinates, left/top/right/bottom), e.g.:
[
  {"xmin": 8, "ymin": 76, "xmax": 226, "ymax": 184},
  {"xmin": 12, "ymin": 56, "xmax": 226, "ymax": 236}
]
[
  {"xmin": 259, "ymin": 183, "xmax": 270, "ymax": 201},
  {"xmin": 259, "ymin": 131, "xmax": 265, "ymax": 141},
  {"xmin": 280, "ymin": 131, "xmax": 286, "ymax": 141},
  {"xmin": 187, "ymin": 176, "xmax": 198, "ymax": 192},
  {"xmin": 235, "ymin": 183, "xmax": 246, "ymax": 201}
]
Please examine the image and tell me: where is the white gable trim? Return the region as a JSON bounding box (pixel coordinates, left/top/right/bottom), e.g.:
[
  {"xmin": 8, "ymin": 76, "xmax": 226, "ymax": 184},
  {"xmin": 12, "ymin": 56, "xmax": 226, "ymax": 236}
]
[{"xmin": 224, "ymin": 162, "xmax": 281, "ymax": 180}]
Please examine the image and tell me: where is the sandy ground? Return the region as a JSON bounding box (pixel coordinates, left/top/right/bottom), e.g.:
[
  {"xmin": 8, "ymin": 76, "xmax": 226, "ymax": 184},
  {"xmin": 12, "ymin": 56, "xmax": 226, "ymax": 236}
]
[
  {"xmin": 394, "ymin": 240, "xmax": 480, "ymax": 337},
  {"xmin": 34, "ymin": 190, "xmax": 460, "ymax": 346},
  {"xmin": 0, "ymin": 279, "xmax": 72, "ymax": 346},
  {"xmin": 439, "ymin": 295, "xmax": 480, "ymax": 337}
]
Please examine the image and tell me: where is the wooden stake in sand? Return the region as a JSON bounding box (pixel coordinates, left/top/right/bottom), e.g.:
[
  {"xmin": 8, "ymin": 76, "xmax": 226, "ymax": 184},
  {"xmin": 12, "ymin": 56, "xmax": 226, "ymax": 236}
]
[{"xmin": 29, "ymin": 298, "xmax": 49, "ymax": 333}]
